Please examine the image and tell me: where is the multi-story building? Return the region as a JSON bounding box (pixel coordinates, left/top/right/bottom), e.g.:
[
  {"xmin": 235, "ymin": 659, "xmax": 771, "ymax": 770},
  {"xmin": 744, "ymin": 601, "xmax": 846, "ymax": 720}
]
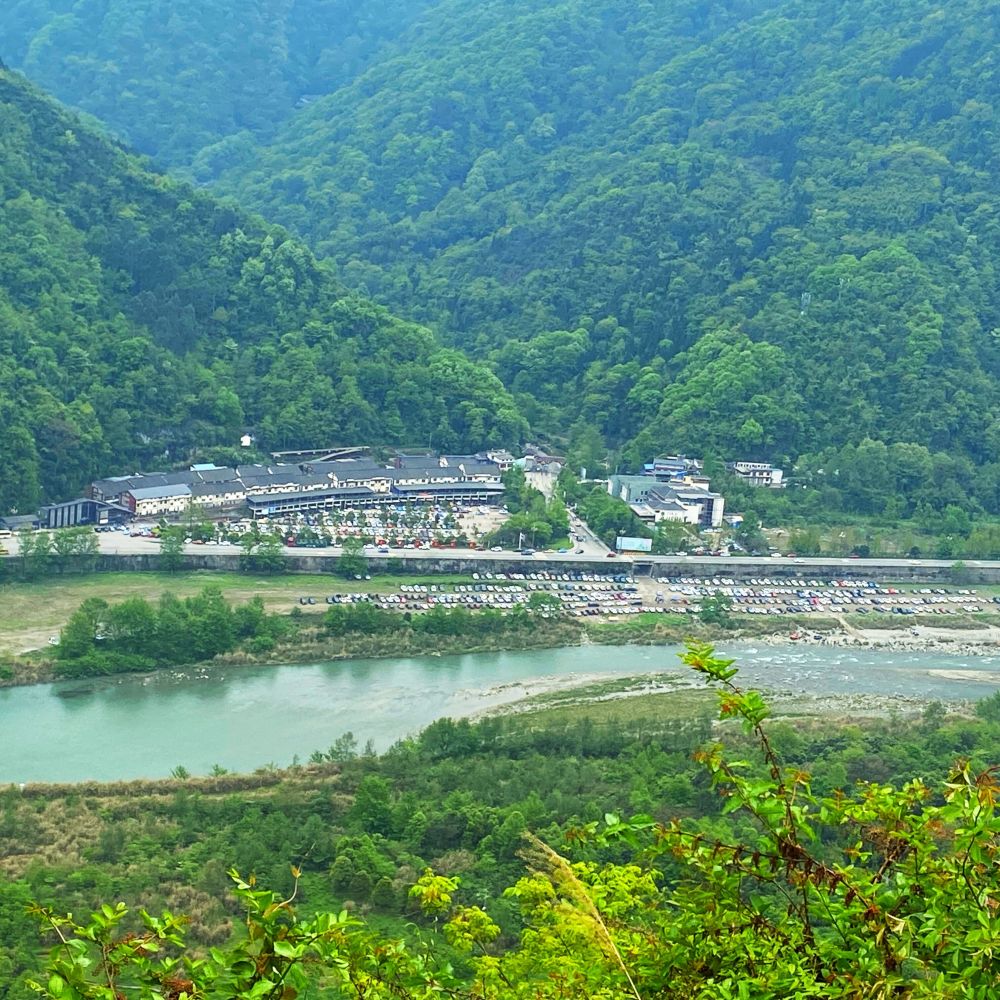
[
  {"xmin": 726, "ymin": 461, "xmax": 784, "ymax": 488},
  {"xmin": 124, "ymin": 484, "xmax": 193, "ymax": 518}
]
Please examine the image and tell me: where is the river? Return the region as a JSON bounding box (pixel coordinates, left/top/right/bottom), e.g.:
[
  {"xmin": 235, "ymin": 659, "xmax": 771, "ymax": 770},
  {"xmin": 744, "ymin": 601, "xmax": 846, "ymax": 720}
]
[{"xmin": 3, "ymin": 643, "xmax": 1000, "ymax": 783}]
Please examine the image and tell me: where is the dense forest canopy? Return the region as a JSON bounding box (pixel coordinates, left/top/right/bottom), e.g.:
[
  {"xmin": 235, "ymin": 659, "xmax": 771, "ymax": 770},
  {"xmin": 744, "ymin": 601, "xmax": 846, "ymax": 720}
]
[
  {"xmin": 0, "ymin": 0, "xmax": 437, "ymax": 169},
  {"xmin": 209, "ymin": 0, "xmax": 1000, "ymax": 467},
  {"xmin": 5, "ymin": 0, "xmax": 1000, "ymax": 512},
  {"xmin": 0, "ymin": 68, "xmax": 525, "ymax": 512}
]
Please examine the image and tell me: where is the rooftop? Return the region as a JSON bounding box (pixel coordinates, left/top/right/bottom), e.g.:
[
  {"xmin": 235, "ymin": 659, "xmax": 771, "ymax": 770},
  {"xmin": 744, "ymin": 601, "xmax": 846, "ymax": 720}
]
[{"xmin": 128, "ymin": 484, "xmax": 193, "ymax": 501}]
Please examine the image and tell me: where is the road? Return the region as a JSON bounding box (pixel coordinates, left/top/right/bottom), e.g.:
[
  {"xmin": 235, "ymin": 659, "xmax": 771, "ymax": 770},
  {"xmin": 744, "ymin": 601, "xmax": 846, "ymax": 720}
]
[
  {"xmin": 7, "ymin": 532, "xmax": 998, "ymax": 574},
  {"xmin": 644, "ymin": 555, "xmax": 995, "ymax": 570}
]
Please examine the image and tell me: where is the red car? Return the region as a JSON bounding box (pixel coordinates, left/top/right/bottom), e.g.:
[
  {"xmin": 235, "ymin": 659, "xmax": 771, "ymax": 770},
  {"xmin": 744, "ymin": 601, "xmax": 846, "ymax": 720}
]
[{"xmin": 606, "ymin": 552, "xmax": 617, "ymax": 558}]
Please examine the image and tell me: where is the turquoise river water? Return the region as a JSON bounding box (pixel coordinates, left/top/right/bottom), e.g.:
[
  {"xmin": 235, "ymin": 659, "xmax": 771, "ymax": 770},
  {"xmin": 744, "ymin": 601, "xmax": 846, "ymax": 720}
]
[{"xmin": 3, "ymin": 643, "xmax": 1000, "ymax": 782}]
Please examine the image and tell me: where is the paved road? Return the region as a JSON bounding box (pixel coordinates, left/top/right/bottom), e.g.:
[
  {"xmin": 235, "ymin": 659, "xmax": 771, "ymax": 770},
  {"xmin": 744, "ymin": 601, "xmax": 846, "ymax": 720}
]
[
  {"xmin": 643, "ymin": 554, "xmax": 996, "ymax": 570},
  {"xmin": 8, "ymin": 531, "xmax": 1000, "ymax": 573}
]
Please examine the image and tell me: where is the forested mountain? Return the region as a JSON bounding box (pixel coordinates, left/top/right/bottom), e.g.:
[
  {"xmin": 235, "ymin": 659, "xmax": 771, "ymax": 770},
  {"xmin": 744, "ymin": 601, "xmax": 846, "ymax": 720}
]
[
  {"xmin": 5, "ymin": 0, "xmax": 1000, "ymax": 507},
  {"xmin": 209, "ymin": 0, "xmax": 1000, "ymax": 471},
  {"xmin": 0, "ymin": 68, "xmax": 525, "ymax": 512},
  {"xmin": 0, "ymin": 0, "xmax": 436, "ymax": 171}
]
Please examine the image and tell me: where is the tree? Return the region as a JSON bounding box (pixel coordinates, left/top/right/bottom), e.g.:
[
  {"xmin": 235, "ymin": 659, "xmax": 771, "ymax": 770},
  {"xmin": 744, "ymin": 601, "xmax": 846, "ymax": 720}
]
[
  {"xmin": 56, "ymin": 598, "xmax": 109, "ymax": 659},
  {"xmin": 105, "ymin": 597, "xmax": 158, "ymax": 657},
  {"xmin": 348, "ymin": 775, "xmax": 394, "ymax": 836},
  {"xmin": 732, "ymin": 509, "xmax": 767, "ymax": 554},
  {"xmin": 240, "ymin": 530, "xmax": 286, "ymax": 574},
  {"xmin": 525, "ymin": 592, "xmax": 563, "ymax": 616},
  {"xmin": 337, "ymin": 535, "xmax": 368, "ymax": 579},
  {"xmin": 699, "ymin": 589, "xmax": 734, "ymax": 627},
  {"xmin": 651, "ymin": 519, "xmax": 695, "ymax": 554},
  {"xmin": 941, "ymin": 504, "xmax": 973, "ymax": 538},
  {"xmin": 17, "ymin": 529, "xmax": 52, "ymax": 579},
  {"xmin": 158, "ymin": 527, "xmax": 186, "ymax": 572},
  {"xmin": 51, "ymin": 527, "xmax": 99, "ymax": 573}
]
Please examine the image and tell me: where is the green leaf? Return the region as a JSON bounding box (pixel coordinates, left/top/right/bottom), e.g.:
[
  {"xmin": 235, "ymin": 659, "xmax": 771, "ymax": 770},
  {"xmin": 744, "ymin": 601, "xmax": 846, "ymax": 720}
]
[{"xmin": 272, "ymin": 940, "xmax": 300, "ymax": 959}]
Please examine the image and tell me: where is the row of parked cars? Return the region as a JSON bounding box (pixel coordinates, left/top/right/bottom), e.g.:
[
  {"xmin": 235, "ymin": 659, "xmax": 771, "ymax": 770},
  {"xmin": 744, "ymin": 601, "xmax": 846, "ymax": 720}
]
[{"xmin": 658, "ymin": 575, "xmax": 994, "ymax": 616}]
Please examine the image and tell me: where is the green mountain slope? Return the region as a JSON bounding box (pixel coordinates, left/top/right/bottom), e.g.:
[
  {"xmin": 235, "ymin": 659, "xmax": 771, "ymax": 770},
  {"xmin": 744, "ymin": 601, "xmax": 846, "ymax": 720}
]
[
  {"xmin": 5, "ymin": 0, "xmax": 1000, "ymax": 500},
  {"xmin": 0, "ymin": 0, "xmax": 436, "ymax": 171},
  {"xmin": 0, "ymin": 68, "xmax": 525, "ymax": 512},
  {"xmin": 210, "ymin": 0, "xmax": 1000, "ymax": 464}
]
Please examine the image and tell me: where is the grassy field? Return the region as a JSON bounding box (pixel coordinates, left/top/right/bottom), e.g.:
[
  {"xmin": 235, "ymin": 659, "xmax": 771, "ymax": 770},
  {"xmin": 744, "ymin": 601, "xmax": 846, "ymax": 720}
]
[
  {"xmin": 0, "ymin": 571, "xmax": 475, "ymax": 655},
  {"xmin": 497, "ymin": 675, "xmax": 719, "ymax": 728}
]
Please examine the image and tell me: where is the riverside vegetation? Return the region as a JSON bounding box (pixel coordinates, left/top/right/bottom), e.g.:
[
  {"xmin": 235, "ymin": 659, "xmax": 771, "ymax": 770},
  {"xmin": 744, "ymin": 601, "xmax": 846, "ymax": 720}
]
[
  {"xmin": 1, "ymin": 583, "xmax": 704, "ymax": 686},
  {"xmin": 3, "ymin": 645, "xmax": 1000, "ymax": 997}
]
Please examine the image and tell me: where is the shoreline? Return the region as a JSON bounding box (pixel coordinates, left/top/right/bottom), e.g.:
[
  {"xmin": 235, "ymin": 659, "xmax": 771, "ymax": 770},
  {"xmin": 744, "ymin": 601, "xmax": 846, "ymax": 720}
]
[
  {"xmin": 750, "ymin": 621, "xmax": 1000, "ymax": 659},
  {"xmin": 486, "ymin": 672, "xmax": 960, "ymax": 725},
  {"xmin": 4, "ymin": 617, "xmax": 1000, "ymax": 692}
]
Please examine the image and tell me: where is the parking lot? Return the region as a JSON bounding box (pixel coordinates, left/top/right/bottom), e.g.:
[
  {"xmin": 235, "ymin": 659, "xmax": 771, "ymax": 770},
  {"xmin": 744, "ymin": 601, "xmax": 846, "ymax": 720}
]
[
  {"xmin": 298, "ymin": 569, "xmax": 668, "ymax": 618},
  {"xmin": 655, "ymin": 576, "xmax": 998, "ymax": 616}
]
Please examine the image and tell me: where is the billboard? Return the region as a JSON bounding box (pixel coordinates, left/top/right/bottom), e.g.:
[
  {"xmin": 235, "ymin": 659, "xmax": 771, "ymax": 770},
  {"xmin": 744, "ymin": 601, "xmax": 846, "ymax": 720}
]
[{"xmin": 616, "ymin": 535, "xmax": 652, "ymax": 552}]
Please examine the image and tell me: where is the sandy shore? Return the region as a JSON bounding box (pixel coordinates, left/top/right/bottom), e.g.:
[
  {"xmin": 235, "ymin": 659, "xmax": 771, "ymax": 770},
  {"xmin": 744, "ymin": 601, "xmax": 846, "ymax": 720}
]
[{"xmin": 482, "ymin": 668, "xmax": 950, "ymax": 722}]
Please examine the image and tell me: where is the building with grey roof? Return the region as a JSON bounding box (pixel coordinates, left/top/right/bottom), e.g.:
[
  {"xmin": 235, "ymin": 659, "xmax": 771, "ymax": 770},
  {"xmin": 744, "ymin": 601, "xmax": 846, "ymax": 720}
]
[{"xmin": 124, "ymin": 483, "xmax": 193, "ymax": 517}]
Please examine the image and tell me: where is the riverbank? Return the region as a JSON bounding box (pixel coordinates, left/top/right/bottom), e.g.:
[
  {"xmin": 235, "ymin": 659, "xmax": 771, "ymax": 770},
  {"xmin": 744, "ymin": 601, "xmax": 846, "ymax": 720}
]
[
  {"xmin": 487, "ymin": 671, "xmax": 952, "ymax": 730},
  {"xmin": 0, "ymin": 617, "xmax": 588, "ymax": 688},
  {"xmin": 752, "ymin": 619, "xmax": 1000, "ymax": 658},
  {"xmin": 5, "ymin": 608, "xmax": 1000, "ymax": 690}
]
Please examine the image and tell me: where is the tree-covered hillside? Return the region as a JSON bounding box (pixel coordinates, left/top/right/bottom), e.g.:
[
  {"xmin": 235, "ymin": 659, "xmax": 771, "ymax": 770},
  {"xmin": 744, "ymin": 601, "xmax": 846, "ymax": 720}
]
[
  {"xmin": 0, "ymin": 0, "xmax": 436, "ymax": 170},
  {"xmin": 0, "ymin": 68, "xmax": 525, "ymax": 512},
  {"xmin": 208, "ymin": 0, "xmax": 1000, "ymax": 470},
  {"xmin": 5, "ymin": 0, "xmax": 1000, "ymax": 503}
]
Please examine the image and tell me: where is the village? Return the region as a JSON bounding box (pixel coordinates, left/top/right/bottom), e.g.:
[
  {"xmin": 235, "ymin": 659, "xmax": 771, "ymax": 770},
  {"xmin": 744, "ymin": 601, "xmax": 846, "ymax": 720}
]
[{"xmin": 1, "ymin": 445, "xmax": 784, "ymax": 558}]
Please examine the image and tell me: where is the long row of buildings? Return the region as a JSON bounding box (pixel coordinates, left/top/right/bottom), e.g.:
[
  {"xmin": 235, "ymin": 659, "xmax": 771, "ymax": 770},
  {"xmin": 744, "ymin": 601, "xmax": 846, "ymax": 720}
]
[{"xmin": 23, "ymin": 453, "xmax": 515, "ymax": 530}]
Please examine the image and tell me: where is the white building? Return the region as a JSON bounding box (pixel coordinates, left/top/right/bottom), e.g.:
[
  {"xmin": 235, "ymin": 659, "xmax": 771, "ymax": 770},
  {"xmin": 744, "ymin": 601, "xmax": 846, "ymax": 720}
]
[
  {"xmin": 629, "ymin": 485, "xmax": 725, "ymax": 529},
  {"xmin": 126, "ymin": 484, "xmax": 192, "ymax": 517},
  {"xmin": 727, "ymin": 461, "xmax": 784, "ymax": 488}
]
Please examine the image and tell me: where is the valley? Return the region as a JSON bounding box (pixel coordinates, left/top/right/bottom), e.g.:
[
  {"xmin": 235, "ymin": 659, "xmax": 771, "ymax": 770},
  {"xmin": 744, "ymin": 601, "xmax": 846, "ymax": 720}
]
[{"xmin": 3, "ymin": 3, "xmax": 1000, "ymax": 996}]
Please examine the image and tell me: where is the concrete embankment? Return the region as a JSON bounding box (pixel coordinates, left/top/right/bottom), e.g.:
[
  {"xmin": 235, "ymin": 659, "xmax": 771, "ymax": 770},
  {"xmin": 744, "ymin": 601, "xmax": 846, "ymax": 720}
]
[{"xmin": 84, "ymin": 551, "xmax": 1000, "ymax": 585}]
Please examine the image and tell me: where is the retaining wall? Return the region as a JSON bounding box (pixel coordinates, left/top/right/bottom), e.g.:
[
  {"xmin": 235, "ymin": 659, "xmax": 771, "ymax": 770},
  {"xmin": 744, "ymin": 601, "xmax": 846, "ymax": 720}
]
[{"xmin": 72, "ymin": 553, "xmax": 1000, "ymax": 585}]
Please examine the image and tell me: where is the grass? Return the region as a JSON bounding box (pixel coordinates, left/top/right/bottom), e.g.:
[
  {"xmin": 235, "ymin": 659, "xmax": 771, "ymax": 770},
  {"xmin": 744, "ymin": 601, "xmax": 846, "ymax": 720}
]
[
  {"xmin": 502, "ymin": 669, "xmax": 936, "ymax": 730},
  {"xmin": 0, "ymin": 571, "xmax": 477, "ymax": 655},
  {"xmin": 544, "ymin": 537, "xmax": 573, "ymax": 551},
  {"xmin": 502, "ymin": 677, "xmax": 718, "ymax": 728}
]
